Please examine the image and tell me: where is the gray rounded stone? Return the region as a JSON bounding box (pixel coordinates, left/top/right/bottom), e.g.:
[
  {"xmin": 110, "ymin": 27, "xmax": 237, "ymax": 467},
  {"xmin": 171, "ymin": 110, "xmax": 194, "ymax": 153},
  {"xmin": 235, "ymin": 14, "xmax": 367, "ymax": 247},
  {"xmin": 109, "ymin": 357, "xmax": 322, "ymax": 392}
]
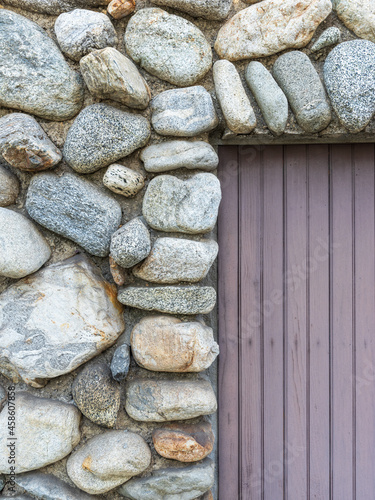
[
  {"xmin": 125, "ymin": 8, "xmax": 212, "ymax": 86},
  {"xmin": 334, "ymin": 0, "xmax": 375, "ymax": 43},
  {"xmin": 311, "ymin": 27, "xmax": 341, "ymax": 52},
  {"xmin": 80, "ymin": 48, "xmax": 151, "ymax": 109},
  {"xmin": 324, "ymin": 40, "xmax": 375, "ymax": 133},
  {"xmin": 140, "ymin": 141, "xmax": 218, "ymax": 173},
  {"xmin": 0, "ymin": 165, "xmax": 19, "ymax": 207},
  {"xmin": 103, "ymin": 164, "xmax": 145, "ymax": 197},
  {"xmin": 142, "ymin": 173, "xmax": 222, "ymax": 234},
  {"xmin": 110, "ymin": 218, "xmax": 151, "ymax": 268},
  {"xmin": 0, "ymin": 393, "xmax": 81, "ymax": 474},
  {"xmin": 0, "ymin": 113, "xmax": 62, "ymax": 172},
  {"xmin": 15, "ymin": 472, "xmax": 95, "ymax": 500},
  {"xmin": 0, "ymin": 9, "xmax": 83, "ymax": 121},
  {"xmin": 0, "ymin": 254, "xmax": 125, "ymax": 387},
  {"xmin": 151, "ymin": 86, "xmax": 218, "ymax": 137},
  {"xmin": 117, "ymin": 286, "xmax": 217, "ymax": 315},
  {"xmin": 245, "ymin": 61, "xmax": 288, "ymax": 136},
  {"xmin": 63, "ymin": 104, "xmax": 151, "ymax": 174},
  {"xmin": 151, "ymin": 0, "xmax": 232, "ymax": 20},
  {"xmin": 273, "ymin": 51, "xmax": 331, "ymax": 134},
  {"xmin": 2, "ymin": 0, "xmax": 110, "ymax": 15},
  {"xmin": 125, "ymin": 378, "xmax": 217, "ymax": 421},
  {"xmin": 133, "ymin": 237, "xmax": 219, "ymax": 284},
  {"xmin": 66, "ymin": 430, "xmax": 151, "ymax": 494},
  {"xmin": 213, "ymin": 60, "xmax": 256, "ymax": 135},
  {"xmin": 72, "ymin": 363, "xmax": 120, "ymax": 428},
  {"xmin": 26, "ymin": 172, "xmax": 122, "ymax": 257},
  {"xmin": 119, "ymin": 458, "xmax": 215, "ymax": 500},
  {"xmin": 0, "ymin": 208, "xmax": 51, "ymax": 279},
  {"xmin": 110, "ymin": 343, "xmax": 130, "ymax": 382},
  {"xmin": 55, "ymin": 9, "xmax": 117, "ymax": 62}
]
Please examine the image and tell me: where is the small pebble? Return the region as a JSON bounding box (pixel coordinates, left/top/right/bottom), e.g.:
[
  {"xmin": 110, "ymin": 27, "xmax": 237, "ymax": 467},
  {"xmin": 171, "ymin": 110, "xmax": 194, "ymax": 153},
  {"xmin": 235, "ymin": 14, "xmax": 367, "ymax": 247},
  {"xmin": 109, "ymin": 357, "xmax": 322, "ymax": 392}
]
[
  {"xmin": 110, "ymin": 218, "xmax": 151, "ymax": 268},
  {"xmin": 103, "ymin": 164, "xmax": 145, "ymax": 197},
  {"xmin": 109, "ymin": 255, "xmax": 127, "ymax": 286},
  {"xmin": 107, "ymin": 0, "xmax": 135, "ymax": 19},
  {"xmin": 311, "ymin": 27, "xmax": 341, "ymax": 52},
  {"xmin": 0, "ymin": 165, "xmax": 19, "ymax": 207},
  {"xmin": 110, "ymin": 344, "xmax": 131, "ymax": 381}
]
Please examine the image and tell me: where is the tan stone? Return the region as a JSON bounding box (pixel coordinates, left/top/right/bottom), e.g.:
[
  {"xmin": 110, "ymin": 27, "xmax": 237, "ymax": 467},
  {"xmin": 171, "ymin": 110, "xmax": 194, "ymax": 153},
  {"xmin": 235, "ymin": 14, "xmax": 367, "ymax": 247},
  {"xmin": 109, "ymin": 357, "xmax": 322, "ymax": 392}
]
[
  {"xmin": 108, "ymin": 0, "xmax": 135, "ymax": 19},
  {"xmin": 131, "ymin": 316, "xmax": 219, "ymax": 372},
  {"xmin": 334, "ymin": 0, "xmax": 375, "ymax": 43},
  {"xmin": 109, "ymin": 255, "xmax": 127, "ymax": 286},
  {"xmin": 199, "ymin": 491, "xmax": 214, "ymax": 500},
  {"xmin": 215, "ymin": 0, "xmax": 332, "ymax": 60},
  {"xmin": 152, "ymin": 422, "xmax": 214, "ymax": 462}
]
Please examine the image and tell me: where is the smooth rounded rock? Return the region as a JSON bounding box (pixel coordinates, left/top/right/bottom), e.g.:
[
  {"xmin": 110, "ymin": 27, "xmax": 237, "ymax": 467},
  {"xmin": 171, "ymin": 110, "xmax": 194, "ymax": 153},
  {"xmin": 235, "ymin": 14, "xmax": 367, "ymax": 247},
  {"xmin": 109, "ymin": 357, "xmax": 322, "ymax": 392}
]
[
  {"xmin": 126, "ymin": 378, "xmax": 217, "ymax": 422},
  {"xmin": 26, "ymin": 172, "xmax": 122, "ymax": 257},
  {"xmin": 152, "ymin": 422, "xmax": 214, "ymax": 462},
  {"xmin": 103, "ymin": 164, "xmax": 145, "ymax": 197},
  {"xmin": 140, "ymin": 141, "xmax": 218, "ymax": 173},
  {"xmin": 245, "ymin": 61, "xmax": 288, "ymax": 136},
  {"xmin": 67, "ymin": 430, "xmax": 151, "ymax": 494},
  {"xmin": 0, "ymin": 166, "xmax": 19, "ymax": 207},
  {"xmin": 213, "ymin": 60, "xmax": 256, "ymax": 135},
  {"xmin": 125, "ymin": 8, "xmax": 212, "ymax": 87},
  {"xmin": 80, "ymin": 48, "xmax": 151, "ymax": 109},
  {"xmin": 273, "ymin": 51, "xmax": 331, "ymax": 134},
  {"xmin": 108, "ymin": 0, "xmax": 135, "ymax": 19},
  {"xmin": 324, "ymin": 40, "xmax": 375, "ymax": 133},
  {"xmin": 311, "ymin": 27, "xmax": 341, "ymax": 52},
  {"xmin": 15, "ymin": 472, "xmax": 95, "ymax": 500},
  {"xmin": 109, "ymin": 256, "xmax": 127, "ymax": 286},
  {"xmin": 0, "ymin": 208, "xmax": 51, "ymax": 279},
  {"xmin": 334, "ymin": 0, "xmax": 375, "ymax": 43},
  {"xmin": 215, "ymin": 0, "xmax": 332, "ymax": 60},
  {"xmin": 0, "ymin": 113, "xmax": 62, "ymax": 172},
  {"xmin": 110, "ymin": 218, "xmax": 151, "ymax": 268},
  {"xmin": 131, "ymin": 316, "xmax": 219, "ymax": 372},
  {"xmin": 151, "ymin": 0, "xmax": 232, "ymax": 20},
  {"xmin": 63, "ymin": 104, "xmax": 151, "ymax": 174},
  {"xmin": 55, "ymin": 9, "xmax": 117, "ymax": 62},
  {"xmin": 133, "ymin": 237, "xmax": 218, "ymax": 284},
  {"xmin": 0, "ymin": 254, "xmax": 125, "ymax": 387},
  {"xmin": 0, "ymin": 393, "xmax": 81, "ymax": 474},
  {"xmin": 143, "ymin": 173, "xmax": 221, "ymax": 234},
  {"xmin": 72, "ymin": 363, "xmax": 120, "ymax": 428},
  {"xmin": 110, "ymin": 344, "xmax": 131, "ymax": 382},
  {"xmin": 0, "ymin": 10, "xmax": 83, "ymax": 121},
  {"xmin": 118, "ymin": 286, "xmax": 217, "ymax": 315},
  {"xmin": 2, "ymin": 0, "xmax": 110, "ymax": 15},
  {"xmin": 151, "ymin": 86, "xmax": 218, "ymax": 137}
]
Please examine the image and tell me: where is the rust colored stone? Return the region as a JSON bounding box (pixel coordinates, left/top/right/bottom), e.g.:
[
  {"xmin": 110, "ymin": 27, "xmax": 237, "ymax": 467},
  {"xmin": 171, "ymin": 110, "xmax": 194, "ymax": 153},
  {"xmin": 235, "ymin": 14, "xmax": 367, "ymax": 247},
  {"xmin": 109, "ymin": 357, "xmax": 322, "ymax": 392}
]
[
  {"xmin": 152, "ymin": 422, "xmax": 214, "ymax": 462},
  {"xmin": 109, "ymin": 255, "xmax": 127, "ymax": 286},
  {"xmin": 108, "ymin": 0, "xmax": 135, "ymax": 19},
  {"xmin": 199, "ymin": 491, "xmax": 214, "ymax": 500}
]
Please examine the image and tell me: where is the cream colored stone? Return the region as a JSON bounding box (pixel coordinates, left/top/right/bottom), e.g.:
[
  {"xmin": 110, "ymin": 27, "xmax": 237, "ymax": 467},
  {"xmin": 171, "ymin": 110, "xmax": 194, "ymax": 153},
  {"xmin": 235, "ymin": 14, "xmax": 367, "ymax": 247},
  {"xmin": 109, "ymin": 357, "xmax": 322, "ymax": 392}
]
[
  {"xmin": 107, "ymin": 0, "xmax": 135, "ymax": 19},
  {"xmin": 334, "ymin": 0, "xmax": 375, "ymax": 43},
  {"xmin": 215, "ymin": 0, "xmax": 332, "ymax": 60},
  {"xmin": 131, "ymin": 316, "xmax": 219, "ymax": 372},
  {"xmin": 103, "ymin": 164, "xmax": 145, "ymax": 197}
]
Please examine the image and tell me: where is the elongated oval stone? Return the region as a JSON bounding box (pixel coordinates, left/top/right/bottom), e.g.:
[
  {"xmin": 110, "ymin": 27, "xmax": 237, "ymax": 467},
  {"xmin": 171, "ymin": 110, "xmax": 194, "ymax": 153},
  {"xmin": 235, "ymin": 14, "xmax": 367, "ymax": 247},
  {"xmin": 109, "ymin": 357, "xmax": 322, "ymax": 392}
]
[
  {"xmin": 15, "ymin": 472, "xmax": 95, "ymax": 500},
  {"xmin": 0, "ymin": 10, "xmax": 83, "ymax": 121},
  {"xmin": 2, "ymin": 0, "xmax": 110, "ymax": 15},
  {"xmin": 151, "ymin": 0, "xmax": 232, "ymax": 20}
]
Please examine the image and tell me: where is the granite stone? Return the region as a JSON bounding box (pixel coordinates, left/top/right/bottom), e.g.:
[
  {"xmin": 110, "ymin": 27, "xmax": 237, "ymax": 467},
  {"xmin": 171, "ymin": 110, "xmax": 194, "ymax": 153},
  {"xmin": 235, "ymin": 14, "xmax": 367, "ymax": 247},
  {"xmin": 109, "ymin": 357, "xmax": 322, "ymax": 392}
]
[
  {"xmin": 110, "ymin": 343, "xmax": 131, "ymax": 382},
  {"xmin": 15, "ymin": 472, "xmax": 95, "ymax": 500},
  {"xmin": 26, "ymin": 172, "xmax": 122, "ymax": 257},
  {"xmin": 63, "ymin": 104, "xmax": 151, "ymax": 174},
  {"xmin": 2, "ymin": 0, "xmax": 110, "ymax": 15},
  {"xmin": 151, "ymin": 0, "xmax": 232, "ymax": 20},
  {"xmin": 0, "ymin": 165, "xmax": 19, "ymax": 207},
  {"xmin": 0, "ymin": 10, "xmax": 83, "ymax": 121},
  {"xmin": 311, "ymin": 27, "xmax": 341, "ymax": 52},
  {"xmin": 110, "ymin": 218, "xmax": 151, "ymax": 268},
  {"xmin": 103, "ymin": 164, "xmax": 145, "ymax": 197},
  {"xmin": 125, "ymin": 8, "xmax": 212, "ymax": 86}
]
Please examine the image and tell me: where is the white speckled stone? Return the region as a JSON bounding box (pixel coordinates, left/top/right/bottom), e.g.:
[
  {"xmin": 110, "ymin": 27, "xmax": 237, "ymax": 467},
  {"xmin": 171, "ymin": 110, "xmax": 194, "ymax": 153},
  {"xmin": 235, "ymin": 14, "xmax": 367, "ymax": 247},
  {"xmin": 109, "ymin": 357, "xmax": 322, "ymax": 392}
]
[
  {"xmin": 245, "ymin": 61, "xmax": 288, "ymax": 136},
  {"xmin": 80, "ymin": 48, "xmax": 151, "ymax": 109},
  {"xmin": 55, "ymin": 9, "xmax": 117, "ymax": 62},
  {"xmin": 110, "ymin": 218, "xmax": 151, "ymax": 268},
  {"xmin": 213, "ymin": 60, "xmax": 256, "ymax": 135},
  {"xmin": 125, "ymin": 9, "xmax": 212, "ymax": 86},
  {"xmin": 151, "ymin": 0, "xmax": 232, "ymax": 20},
  {"xmin": 103, "ymin": 164, "xmax": 145, "ymax": 197},
  {"xmin": 0, "ymin": 208, "xmax": 51, "ymax": 279},
  {"xmin": 311, "ymin": 27, "xmax": 341, "ymax": 52},
  {"xmin": 2, "ymin": 0, "xmax": 110, "ymax": 15}
]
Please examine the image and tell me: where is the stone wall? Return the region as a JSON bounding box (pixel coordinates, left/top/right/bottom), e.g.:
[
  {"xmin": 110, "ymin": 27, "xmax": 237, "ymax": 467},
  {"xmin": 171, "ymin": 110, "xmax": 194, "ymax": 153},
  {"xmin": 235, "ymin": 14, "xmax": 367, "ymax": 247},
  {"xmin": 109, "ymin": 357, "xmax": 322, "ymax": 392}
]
[{"xmin": 0, "ymin": 0, "xmax": 373, "ymax": 498}]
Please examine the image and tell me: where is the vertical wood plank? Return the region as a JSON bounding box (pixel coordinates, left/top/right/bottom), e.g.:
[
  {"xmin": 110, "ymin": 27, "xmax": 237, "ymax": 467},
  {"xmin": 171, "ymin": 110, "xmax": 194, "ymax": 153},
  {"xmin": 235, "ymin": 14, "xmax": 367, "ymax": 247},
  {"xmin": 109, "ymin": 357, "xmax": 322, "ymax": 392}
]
[
  {"xmin": 239, "ymin": 145, "xmax": 263, "ymax": 499},
  {"xmin": 218, "ymin": 146, "xmax": 240, "ymax": 500},
  {"xmin": 262, "ymin": 146, "xmax": 285, "ymax": 500},
  {"xmin": 354, "ymin": 144, "xmax": 375, "ymax": 500},
  {"xmin": 331, "ymin": 144, "xmax": 354, "ymax": 500},
  {"xmin": 308, "ymin": 145, "xmax": 330, "ymax": 500},
  {"xmin": 284, "ymin": 145, "xmax": 308, "ymax": 500}
]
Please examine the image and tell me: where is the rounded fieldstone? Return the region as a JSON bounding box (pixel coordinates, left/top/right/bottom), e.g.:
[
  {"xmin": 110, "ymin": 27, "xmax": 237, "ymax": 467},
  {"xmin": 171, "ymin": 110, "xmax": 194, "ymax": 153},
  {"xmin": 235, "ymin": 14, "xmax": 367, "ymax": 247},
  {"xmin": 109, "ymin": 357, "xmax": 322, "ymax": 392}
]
[
  {"xmin": 55, "ymin": 9, "xmax": 117, "ymax": 62},
  {"xmin": 0, "ymin": 208, "xmax": 51, "ymax": 279},
  {"xmin": 110, "ymin": 343, "xmax": 131, "ymax": 382},
  {"xmin": 245, "ymin": 61, "xmax": 288, "ymax": 136},
  {"xmin": 110, "ymin": 218, "xmax": 151, "ymax": 268},
  {"xmin": 0, "ymin": 165, "xmax": 19, "ymax": 207},
  {"xmin": 15, "ymin": 472, "xmax": 95, "ymax": 500},
  {"xmin": 72, "ymin": 363, "xmax": 120, "ymax": 428},
  {"xmin": 151, "ymin": 0, "xmax": 232, "ymax": 20},
  {"xmin": 67, "ymin": 430, "xmax": 151, "ymax": 494},
  {"xmin": 324, "ymin": 40, "xmax": 375, "ymax": 133},
  {"xmin": 311, "ymin": 27, "xmax": 341, "ymax": 52},
  {"xmin": 103, "ymin": 164, "xmax": 145, "ymax": 197},
  {"xmin": 63, "ymin": 104, "xmax": 151, "ymax": 174},
  {"xmin": 0, "ymin": 9, "xmax": 83, "ymax": 121},
  {"xmin": 334, "ymin": 0, "xmax": 375, "ymax": 43},
  {"xmin": 2, "ymin": 0, "xmax": 111, "ymax": 15},
  {"xmin": 273, "ymin": 51, "xmax": 331, "ymax": 134},
  {"xmin": 125, "ymin": 8, "xmax": 212, "ymax": 87},
  {"xmin": 108, "ymin": 0, "xmax": 135, "ymax": 19}
]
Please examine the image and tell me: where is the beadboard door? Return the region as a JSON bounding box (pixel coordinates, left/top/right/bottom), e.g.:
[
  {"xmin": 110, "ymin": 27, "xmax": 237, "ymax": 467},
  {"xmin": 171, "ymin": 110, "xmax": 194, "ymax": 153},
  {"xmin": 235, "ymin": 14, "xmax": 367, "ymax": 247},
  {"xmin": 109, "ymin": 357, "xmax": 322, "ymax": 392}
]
[{"xmin": 218, "ymin": 144, "xmax": 375, "ymax": 500}]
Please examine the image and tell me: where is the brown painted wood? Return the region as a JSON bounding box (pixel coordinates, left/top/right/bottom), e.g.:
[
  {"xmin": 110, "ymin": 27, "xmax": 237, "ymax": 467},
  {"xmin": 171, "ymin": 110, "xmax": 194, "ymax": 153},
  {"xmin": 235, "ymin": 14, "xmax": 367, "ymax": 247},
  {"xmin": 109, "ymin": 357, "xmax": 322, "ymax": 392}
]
[{"xmin": 218, "ymin": 144, "xmax": 375, "ymax": 500}]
